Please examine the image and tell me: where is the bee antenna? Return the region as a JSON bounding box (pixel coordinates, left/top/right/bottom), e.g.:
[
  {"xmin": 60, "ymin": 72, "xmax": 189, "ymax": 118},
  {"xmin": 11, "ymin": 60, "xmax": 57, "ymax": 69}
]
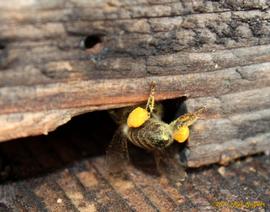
[
  {"xmin": 145, "ymin": 81, "xmax": 157, "ymax": 114},
  {"xmin": 194, "ymin": 107, "xmax": 206, "ymax": 116},
  {"xmin": 150, "ymin": 81, "xmax": 156, "ymax": 93}
]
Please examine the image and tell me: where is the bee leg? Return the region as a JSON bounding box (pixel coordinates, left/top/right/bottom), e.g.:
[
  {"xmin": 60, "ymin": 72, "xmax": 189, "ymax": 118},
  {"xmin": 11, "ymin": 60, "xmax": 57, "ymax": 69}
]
[
  {"xmin": 153, "ymin": 150, "xmax": 161, "ymax": 170},
  {"xmin": 145, "ymin": 81, "xmax": 156, "ymax": 114},
  {"xmin": 171, "ymin": 106, "xmax": 206, "ymax": 129},
  {"xmin": 154, "ymin": 149, "xmax": 187, "ymax": 187}
]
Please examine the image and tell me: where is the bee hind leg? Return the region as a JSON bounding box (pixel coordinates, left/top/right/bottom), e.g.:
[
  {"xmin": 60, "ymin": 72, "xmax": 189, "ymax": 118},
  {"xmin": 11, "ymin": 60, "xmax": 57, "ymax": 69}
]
[{"xmin": 153, "ymin": 149, "xmax": 187, "ymax": 187}]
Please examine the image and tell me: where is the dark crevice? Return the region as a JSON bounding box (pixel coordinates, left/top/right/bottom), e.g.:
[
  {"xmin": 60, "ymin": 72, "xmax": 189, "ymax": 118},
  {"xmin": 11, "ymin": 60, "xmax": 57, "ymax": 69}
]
[
  {"xmin": 0, "ymin": 97, "xmax": 189, "ymax": 183},
  {"xmin": 162, "ymin": 96, "xmax": 188, "ymax": 123}
]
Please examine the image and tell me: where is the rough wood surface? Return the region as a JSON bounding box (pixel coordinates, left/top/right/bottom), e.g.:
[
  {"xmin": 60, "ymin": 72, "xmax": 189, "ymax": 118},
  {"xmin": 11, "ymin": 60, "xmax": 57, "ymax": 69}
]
[
  {"xmin": 0, "ymin": 0, "xmax": 270, "ymax": 167},
  {"xmin": 1, "ymin": 131, "xmax": 270, "ymax": 211}
]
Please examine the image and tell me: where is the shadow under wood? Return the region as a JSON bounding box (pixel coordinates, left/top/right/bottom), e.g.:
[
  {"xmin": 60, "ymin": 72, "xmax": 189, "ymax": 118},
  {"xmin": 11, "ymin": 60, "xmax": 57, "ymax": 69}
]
[
  {"xmin": 0, "ymin": 97, "xmax": 189, "ymax": 183},
  {"xmin": 0, "ymin": 111, "xmax": 115, "ymax": 183}
]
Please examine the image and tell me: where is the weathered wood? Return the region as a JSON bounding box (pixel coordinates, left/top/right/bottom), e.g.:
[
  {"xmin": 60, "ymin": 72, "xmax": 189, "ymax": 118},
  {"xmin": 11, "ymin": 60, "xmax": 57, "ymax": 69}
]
[
  {"xmin": 0, "ymin": 0, "xmax": 269, "ymax": 167},
  {"xmin": 187, "ymin": 133, "xmax": 270, "ymax": 167},
  {"xmin": 190, "ymin": 109, "xmax": 270, "ymax": 146},
  {"xmin": 2, "ymin": 132, "xmax": 270, "ymax": 211}
]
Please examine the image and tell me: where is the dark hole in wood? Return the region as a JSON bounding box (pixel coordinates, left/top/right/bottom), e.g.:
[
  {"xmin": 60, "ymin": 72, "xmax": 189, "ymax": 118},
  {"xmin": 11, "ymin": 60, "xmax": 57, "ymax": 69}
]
[{"xmin": 81, "ymin": 34, "xmax": 102, "ymax": 49}]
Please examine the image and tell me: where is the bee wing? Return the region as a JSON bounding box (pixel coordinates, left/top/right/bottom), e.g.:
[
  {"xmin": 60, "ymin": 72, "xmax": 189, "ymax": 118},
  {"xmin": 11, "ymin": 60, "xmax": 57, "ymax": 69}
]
[
  {"xmin": 154, "ymin": 147, "xmax": 187, "ymax": 186},
  {"xmin": 106, "ymin": 126, "xmax": 129, "ymax": 177}
]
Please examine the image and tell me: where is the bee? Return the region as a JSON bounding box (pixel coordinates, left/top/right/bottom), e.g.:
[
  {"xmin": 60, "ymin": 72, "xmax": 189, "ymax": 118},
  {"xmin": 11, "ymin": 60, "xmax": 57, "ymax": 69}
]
[{"xmin": 106, "ymin": 82, "xmax": 205, "ymax": 183}]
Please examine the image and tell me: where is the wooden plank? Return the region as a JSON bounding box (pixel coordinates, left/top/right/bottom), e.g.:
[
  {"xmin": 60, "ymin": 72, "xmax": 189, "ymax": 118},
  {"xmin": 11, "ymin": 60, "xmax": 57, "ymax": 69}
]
[
  {"xmin": 185, "ymin": 88, "xmax": 270, "ymax": 166},
  {"xmin": 1, "ymin": 62, "xmax": 269, "ymax": 115},
  {"xmin": 186, "ymin": 87, "xmax": 270, "ymax": 117},
  {"xmin": 0, "ymin": 0, "xmax": 269, "ymax": 167},
  {"xmin": 187, "ymin": 133, "xmax": 270, "ymax": 167},
  {"xmin": 189, "ymin": 109, "xmax": 270, "ymax": 146},
  {"xmin": 0, "ymin": 63, "xmax": 269, "ymax": 142},
  {"xmin": 0, "ymin": 104, "xmax": 129, "ymax": 142}
]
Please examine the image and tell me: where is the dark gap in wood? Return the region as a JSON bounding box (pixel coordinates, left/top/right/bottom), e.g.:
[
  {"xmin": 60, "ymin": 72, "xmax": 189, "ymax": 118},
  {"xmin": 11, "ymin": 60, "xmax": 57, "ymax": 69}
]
[
  {"xmin": 162, "ymin": 96, "xmax": 188, "ymax": 123},
  {"xmin": 0, "ymin": 97, "xmax": 188, "ymax": 182},
  {"xmin": 0, "ymin": 148, "xmax": 11, "ymax": 181}
]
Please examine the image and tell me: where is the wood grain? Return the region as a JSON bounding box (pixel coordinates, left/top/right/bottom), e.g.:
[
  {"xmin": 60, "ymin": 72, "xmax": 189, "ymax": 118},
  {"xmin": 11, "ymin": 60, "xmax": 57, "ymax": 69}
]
[{"xmin": 0, "ymin": 0, "xmax": 269, "ymax": 167}]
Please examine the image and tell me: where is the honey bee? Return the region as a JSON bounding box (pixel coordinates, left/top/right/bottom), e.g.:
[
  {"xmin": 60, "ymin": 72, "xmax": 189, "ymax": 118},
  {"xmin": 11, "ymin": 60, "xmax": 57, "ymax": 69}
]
[{"xmin": 107, "ymin": 82, "xmax": 205, "ymax": 183}]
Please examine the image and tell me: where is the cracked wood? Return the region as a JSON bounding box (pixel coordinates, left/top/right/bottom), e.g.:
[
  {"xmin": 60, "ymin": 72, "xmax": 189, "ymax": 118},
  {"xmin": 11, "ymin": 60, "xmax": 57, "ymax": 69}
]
[{"xmin": 0, "ymin": 0, "xmax": 269, "ymax": 167}]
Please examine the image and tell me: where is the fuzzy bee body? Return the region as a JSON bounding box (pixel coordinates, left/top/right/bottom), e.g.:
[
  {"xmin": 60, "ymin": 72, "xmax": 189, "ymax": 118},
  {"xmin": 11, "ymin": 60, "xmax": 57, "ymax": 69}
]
[
  {"xmin": 106, "ymin": 82, "xmax": 205, "ymax": 182},
  {"xmin": 124, "ymin": 118, "xmax": 174, "ymax": 151}
]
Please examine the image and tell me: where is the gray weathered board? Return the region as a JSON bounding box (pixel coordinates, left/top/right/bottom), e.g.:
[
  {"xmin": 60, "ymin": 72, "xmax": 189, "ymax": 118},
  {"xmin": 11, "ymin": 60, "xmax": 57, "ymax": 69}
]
[{"xmin": 0, "ymin": 0, "xmax": 269, "ymax": 167}]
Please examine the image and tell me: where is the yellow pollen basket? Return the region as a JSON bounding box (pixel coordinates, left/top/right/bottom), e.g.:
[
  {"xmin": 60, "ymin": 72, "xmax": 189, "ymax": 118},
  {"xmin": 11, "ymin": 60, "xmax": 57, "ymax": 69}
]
[
  {"xmin": 173, "ymin": 126, "xmax": 190, "ymax": 143},
  {"xmin": 127, "ymin": 107, "xmax": 150, "ymax": 128}
]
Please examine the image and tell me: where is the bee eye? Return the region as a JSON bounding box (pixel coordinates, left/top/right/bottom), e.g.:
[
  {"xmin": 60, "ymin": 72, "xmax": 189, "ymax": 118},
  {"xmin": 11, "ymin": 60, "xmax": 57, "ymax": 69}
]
[{"xmin": 127, "ymin": 107, "xmax": 150, "ymax": 128}]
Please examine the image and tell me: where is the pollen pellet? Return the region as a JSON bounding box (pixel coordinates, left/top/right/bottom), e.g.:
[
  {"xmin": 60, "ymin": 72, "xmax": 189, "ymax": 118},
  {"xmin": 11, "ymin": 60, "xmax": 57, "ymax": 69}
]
[
  {"xmin": 173, "ymin": 126, "xmax": 190, "ymax": 143},
  {"xmin": 127, "ymin": 107, "xmax": 150, "ymax": 128}
]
